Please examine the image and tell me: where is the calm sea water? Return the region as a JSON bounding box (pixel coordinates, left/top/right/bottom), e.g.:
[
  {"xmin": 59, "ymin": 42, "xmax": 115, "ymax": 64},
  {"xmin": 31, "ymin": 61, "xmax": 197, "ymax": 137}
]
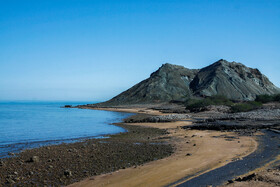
[{"xmin": 0, "ymin": 101, "xmax": 132, "ymax": 158}]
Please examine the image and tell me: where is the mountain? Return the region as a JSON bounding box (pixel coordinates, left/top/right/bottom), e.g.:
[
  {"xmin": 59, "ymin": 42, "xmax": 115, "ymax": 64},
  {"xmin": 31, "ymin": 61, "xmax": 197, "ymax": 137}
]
[
  {"xmin": 190, "ymin": 59, "xmax": 280, "ymax": 100},
  {"xmin": 97, "ymin": 63, "xmax": 199, "ymax": 106},
  {"xmin": 94, "ymin": 59, "xmax": 280, "ymax": 106}
]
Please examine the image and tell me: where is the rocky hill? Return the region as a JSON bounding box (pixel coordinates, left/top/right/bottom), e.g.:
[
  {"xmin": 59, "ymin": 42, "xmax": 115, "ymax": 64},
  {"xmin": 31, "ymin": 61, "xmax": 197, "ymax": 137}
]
[
  {"xmin": 190, "ymin": 59, "xmax": 280, "ymax": 100},
  {"xmin": 93, "ymin": 59, "xmax": 280, "ymax": 106}
]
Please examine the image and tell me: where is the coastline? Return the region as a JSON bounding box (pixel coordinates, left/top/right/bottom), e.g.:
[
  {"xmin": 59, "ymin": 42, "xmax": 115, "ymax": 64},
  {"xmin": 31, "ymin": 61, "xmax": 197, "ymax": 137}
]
[
  {"xmin": 0, "ymin": 119, "xmax": 173, "ymax": 186},
  {"xmin": 69, "ymin": 107, "xmax": 258, "ymax": 187},
  {"xmin": 3, "ymin": 105, "xmax": 277, "ymax": 186}
]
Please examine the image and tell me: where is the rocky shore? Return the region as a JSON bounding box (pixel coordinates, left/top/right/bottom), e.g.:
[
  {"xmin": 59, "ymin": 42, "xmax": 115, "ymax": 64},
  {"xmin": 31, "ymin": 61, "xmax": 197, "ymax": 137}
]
[
  {"xmin": 1, "ymin": 102, "xmax": 280, "ymax": 187},
  {"xmin": 0, "ymin": 123, "xmax": 173, "ymax": 186},
  {"xmin": 124, "ymin": 113, "xmax": 191, "ymax": 123}
]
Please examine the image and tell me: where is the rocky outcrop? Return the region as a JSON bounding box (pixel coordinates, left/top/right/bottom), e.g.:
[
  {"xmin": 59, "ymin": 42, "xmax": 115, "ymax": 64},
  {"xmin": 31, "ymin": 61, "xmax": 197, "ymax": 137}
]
[{"xmin": 92, "ymin": 59, "xmax": 280, "ymax": 106}]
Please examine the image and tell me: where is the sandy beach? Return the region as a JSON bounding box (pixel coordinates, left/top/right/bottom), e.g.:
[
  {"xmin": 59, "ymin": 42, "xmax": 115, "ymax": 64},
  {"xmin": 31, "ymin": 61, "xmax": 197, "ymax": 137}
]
[{"xmin": 69, "ymin": 107, "xmax": 257, "ymax": 187}]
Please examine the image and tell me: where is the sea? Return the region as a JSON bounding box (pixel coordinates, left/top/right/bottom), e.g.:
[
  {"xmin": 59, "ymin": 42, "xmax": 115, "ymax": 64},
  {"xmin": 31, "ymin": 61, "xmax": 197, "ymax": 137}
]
[{"xmin": 0, "ymin": 101, "xmax": 132, "ymax": 158}]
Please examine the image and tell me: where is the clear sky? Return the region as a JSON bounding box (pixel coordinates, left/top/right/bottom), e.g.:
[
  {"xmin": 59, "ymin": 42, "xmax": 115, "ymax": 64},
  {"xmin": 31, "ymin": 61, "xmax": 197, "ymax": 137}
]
[{"xmin": 0, "ymin": 0, "xmax": 279, "ymax": 101}]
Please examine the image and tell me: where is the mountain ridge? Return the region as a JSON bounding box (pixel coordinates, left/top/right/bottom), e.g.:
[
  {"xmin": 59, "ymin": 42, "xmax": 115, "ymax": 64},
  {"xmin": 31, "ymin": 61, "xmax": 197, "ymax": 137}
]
[{"xmin": 93, "ymin": 59, "xmax": 280, "ymax": 106}]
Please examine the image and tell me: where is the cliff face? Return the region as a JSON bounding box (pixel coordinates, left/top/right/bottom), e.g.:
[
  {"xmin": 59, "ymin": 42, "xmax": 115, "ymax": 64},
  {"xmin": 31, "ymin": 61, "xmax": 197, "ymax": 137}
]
[{"xmin": 95, "ymin": 60, "xmax": 280, "ymax": 106}]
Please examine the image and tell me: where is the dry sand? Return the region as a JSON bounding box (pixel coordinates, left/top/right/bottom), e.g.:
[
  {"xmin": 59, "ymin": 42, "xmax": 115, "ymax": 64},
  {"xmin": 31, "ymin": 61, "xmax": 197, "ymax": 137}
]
[{"xmin": 69, "ymin": 107, "xmax": 257, "ymax": 187}]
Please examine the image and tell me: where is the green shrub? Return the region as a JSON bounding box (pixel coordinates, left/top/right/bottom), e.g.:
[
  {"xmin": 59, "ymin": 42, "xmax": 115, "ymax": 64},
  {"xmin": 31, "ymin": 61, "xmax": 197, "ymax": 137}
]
[
  {"xmin": 230, "ymin": 101, "xmax": 262, "ymax": 113},
  {"xmin": 273, "ymin": 94, "xmax": 280, "ymax": 102},
  {"xmin": 185, "ymin": 99, "xmax": 213, "ymax": 111},
  {"xmin": 186, "ymin": 95, "xmax": 265, "ymax": 113},
  {"xmin": 255, "ymin": 94, "xmax": 274, "ymax": 103},
  {"xmin": 185, "ymin": 95, "xmax": 233, "ymax": 111}
]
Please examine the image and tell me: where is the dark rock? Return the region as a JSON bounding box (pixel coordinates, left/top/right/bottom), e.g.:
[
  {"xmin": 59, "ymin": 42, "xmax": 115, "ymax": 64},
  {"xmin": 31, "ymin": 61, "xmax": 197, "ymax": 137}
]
[
  {"xmin": 26, "ymin": 156, "xmax": 39, "ymax": 163},
  {"xmin": 6, "ymin": 179, "xmax": 15, "ymax": 184},
  {"xmin": 186, "ymin": 153, "xmax": 192, "ymax": 156},
  {"xmin": 235, "ymin": 173, "xmax": 256, "ymax": 181},
  {"xmin": 228, "ymin": 179, "xmax": 234, "ymax": 183},
  {"xmin": 64, "ymin": 170, "xmax": 72, "ymax": 177}
]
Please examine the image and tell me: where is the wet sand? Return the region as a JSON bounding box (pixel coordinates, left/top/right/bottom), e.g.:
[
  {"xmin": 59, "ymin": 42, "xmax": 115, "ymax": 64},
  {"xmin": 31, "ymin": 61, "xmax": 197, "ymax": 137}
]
[{"xmin": 70, "ymin": 107, "xmax": 257, "ymax": 187}]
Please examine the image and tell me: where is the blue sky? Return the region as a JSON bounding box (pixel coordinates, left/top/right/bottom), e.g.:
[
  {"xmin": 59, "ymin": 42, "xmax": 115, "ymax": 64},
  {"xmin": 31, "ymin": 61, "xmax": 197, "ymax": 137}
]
[{"xmin": 0, "ymin": 0, "xmax": 279, "ymax": 101}]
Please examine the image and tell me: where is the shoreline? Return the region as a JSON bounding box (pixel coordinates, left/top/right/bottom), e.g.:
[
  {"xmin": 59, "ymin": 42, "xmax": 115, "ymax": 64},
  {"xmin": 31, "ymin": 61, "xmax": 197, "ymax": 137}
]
[
  {"xmin": 70, "ymin": 106, "xmax": 258, "ymax": 187},
  {"xmin": 0, "ymin": 118, "xmax": 173, "ymax": 186},
  {"xmin": 2, "ymin": 105, "xmax": 276, "ymax": 186},
  {"xmin": 0, "ymin": 129, "xmax": 127, "ymax": 159}
]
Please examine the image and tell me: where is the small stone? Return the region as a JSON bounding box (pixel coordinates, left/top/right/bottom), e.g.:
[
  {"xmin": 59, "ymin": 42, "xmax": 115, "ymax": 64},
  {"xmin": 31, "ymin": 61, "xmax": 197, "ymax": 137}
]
[
  {"xmin": 6, "ymin": 175, "xmax": 13, "ymax": 179},
  {"xmin": 64, "ymin": 170, "xmax": 72, "ymax": 177},
  {"xmin": 8, "ymin": 152, "xmax": 15, "ymax": 156},
  {"xmin": 48, "ymin": 165, "xmax": 53, "ymax": 169},
  {"xmin": 29, "ymin": 171, "xmax": 34, "ymax": 175},
  {"xmin": 6, "ymin": 179, "xmax": 15, "ymax": 184},
  {"xmin": 28, "ymin": 156, "xmax": 39, "ymax": 163},
  {"xmin": 83, "ymin": 170, "xmax": 88, "ymax": 174},
  {"xmin": 13, "ymin": 172, "xmax": 18, "ymax": 175},
  {"xmin": 186, "ymin": 153, "xmax": 192, "ymax": 156}
]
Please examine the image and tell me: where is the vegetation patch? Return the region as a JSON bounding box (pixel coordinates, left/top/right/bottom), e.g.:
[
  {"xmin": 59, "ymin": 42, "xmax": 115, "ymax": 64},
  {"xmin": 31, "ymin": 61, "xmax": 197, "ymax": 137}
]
[
  {"xmin": 185, "ymin": 95, "xmax": 233, "ymax": 112},
  {"xmin": 185, "ymin": 95, "xmax": 264, "ymax": 113},
  {"xmin": 255, "ymin": 94, "xmax": 280, "ymax": 103},
  {"xmin": 230, "ymin": 101, "xmax": 262, "ymax": 113}
]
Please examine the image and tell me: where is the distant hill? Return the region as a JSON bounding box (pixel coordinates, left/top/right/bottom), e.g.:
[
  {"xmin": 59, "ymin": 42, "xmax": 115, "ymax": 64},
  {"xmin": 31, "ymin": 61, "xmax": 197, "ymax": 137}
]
[{"xmin": 93, "ymin": 59, "xmax": 280, "ymax": 106}]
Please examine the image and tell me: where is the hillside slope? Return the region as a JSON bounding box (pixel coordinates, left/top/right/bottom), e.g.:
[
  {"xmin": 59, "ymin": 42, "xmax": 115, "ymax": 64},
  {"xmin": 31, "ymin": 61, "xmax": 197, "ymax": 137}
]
[
  {"xmin": 96, "ymin": 63, "xmax": 199, "ymax": 106},
  {"xmin": 190, "ymin": 59, "xmax": 280, "ymax": 100}
]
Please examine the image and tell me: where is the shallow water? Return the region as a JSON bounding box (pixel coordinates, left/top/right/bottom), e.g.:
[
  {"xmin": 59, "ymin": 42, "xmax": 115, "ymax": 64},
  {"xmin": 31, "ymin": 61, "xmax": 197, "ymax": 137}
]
[{"xmin": 0, "ymin": 101, "xmax": 131, "ymax": 158}]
